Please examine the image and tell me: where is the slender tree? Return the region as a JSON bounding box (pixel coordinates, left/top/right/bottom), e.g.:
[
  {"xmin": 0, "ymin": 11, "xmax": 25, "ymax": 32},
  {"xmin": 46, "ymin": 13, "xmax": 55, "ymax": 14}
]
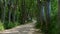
[
  {"xmin": 57, "ymin": 0, "xmax": 60, "ymax": 34},
  {"xmin": 37, "ymin": 0, "xmax": 43, "ymax": 30},
  {"xmin": 0, "ymin": 0, "xmax": 3, "ymax": 20},
  {"xmin": 0, "ymin": 0, "xmax": 6, "ymax": 23},
  {"xmin": 7, "ymin": 0, "xmax": 12, "ymax": 23},
  {"xmin": 21, "ymin": 0, "xmax": 27, "ymax": 24},
  {"xmin": 44, "ymin": 0, "xmax": 51, "ymax": 34},
  {"xmin": 3, "ymin": 0, "xmax": 7, "ymax": 23},
  {"xmin": 12, "ymin": 0, "xmax": 17, "ymax": 23}
]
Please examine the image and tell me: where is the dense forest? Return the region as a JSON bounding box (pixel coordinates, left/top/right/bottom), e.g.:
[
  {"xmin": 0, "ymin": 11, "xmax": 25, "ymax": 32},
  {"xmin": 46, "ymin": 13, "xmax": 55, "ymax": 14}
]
[{"xmin": 0, "ymin": 0, "xmax": 60, "ymax": 34}]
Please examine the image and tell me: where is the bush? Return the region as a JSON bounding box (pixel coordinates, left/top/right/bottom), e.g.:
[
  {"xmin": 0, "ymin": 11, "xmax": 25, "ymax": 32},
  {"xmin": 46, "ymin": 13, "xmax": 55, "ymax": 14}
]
[
  {"xmin": 4, "ymin": 21, "xmax": 20, "ymax": 29},
  {"xmin": 0, "ymin": 21, "xmax": 4, "ymax": 31}
]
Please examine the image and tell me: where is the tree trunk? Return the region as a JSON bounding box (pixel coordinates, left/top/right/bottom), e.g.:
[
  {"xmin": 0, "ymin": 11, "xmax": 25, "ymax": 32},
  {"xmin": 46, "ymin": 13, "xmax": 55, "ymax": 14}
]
[
  {"xmin": 8, "ymin": 0, "xmax": 11, "ymax": 23},
  {"xmin": 0, "ymin": 0, "xmax": 6, "ymax": 23},
  {"xmin": 3, "ymin": 0, "xmax": 6, "ymax": 23},
  {"xmin": 37, "ymin": 0, "xmax": 43, "ymax": 30},
  {"xmin": 44, "ymin": 0, "xmax": 51, "ymax": 34},
  {"xmin": 0, "ymin": 0, "xmax": 3, "ymax": 22},
  {"xmin": 12, "ymin": 0, "xmax": 17, "ymax": 23},
  {"xmin": 57, "ymin": 0, "xmax": 60, "ymax": 34},
  {"xmin": 21, "ymin": 0, "xmax": 27, "ymax": 24}
]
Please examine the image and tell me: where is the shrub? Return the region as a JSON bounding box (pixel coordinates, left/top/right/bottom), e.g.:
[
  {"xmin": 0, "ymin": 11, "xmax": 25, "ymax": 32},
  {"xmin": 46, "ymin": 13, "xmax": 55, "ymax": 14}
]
[{"xmin": 0, "ymin": 21, "xmax": 4, "ymax": 31}]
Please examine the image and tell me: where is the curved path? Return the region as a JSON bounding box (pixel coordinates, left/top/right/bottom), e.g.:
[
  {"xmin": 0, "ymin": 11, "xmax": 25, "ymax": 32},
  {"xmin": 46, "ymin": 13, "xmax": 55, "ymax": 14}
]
[{"xmin": 0, "ymin": 19, "xmax": 42, "ymax": 34}]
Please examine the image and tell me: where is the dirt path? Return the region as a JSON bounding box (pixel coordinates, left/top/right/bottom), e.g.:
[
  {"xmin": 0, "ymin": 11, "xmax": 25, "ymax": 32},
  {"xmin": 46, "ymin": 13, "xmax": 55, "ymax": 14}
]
[{"xmin": 0, "ymin": 19, "xmax": 42, "ymax": 34}]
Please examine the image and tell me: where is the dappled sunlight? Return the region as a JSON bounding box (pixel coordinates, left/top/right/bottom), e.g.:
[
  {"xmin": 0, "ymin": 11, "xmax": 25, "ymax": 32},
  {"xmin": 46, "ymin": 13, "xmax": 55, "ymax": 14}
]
[{"xmin": 0, "ymin": 0, "xmax": 59, "ymax": 34}]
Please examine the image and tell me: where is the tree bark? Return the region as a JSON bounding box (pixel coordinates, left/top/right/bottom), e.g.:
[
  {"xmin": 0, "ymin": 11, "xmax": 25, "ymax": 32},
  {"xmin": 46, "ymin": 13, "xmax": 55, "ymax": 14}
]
[
  {"xmin": 37, "ymin": 0, "xmax": 43, "ymax": 30},
  {"xmin": 21, "ymin": 0, "xmax": 27, "ymax": 24},
  {"xmin": 57, "ymin": 0, "xmax": 60, "ymax": 34},
  {"xmin": 44, "ymin": 0, "xmax": 51, "ymax": 34},
  {"xmin": 8, "ymin": 0, "xmax": 12, "ymax": 23}
]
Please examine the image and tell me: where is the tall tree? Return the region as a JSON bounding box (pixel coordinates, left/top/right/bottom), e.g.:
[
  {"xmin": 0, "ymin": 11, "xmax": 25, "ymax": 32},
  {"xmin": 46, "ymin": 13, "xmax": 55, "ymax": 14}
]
[
  {"xmin": 37, "ymin": 0, "xmax": 43, "ymax": 30},
  {"xmin": 7, "ymin": 0, "xmax": 12, "ymax": 23},
  {"xmin": 0, "ymin": 0, "xmax": 6, "ymax": 23},
  {"xmin": 12, "ymin": 0, "xmax": 17, "ymax": 23},
  {"xmin": 3, "ymin": 0, "xmax": 6, "ymax": 23},
  {"xmin": 44, "ymin": 0, "xmax": 51, "ymax": 34},
  {"xmin": 0, "ymin": 0, "xmax": 3, "ymax": 20},
  {"xmin": 57, "ymin": 0, "xmax": 60, "ymax": 34},
  {"xmin": 21, "ymin": 0, "xmax": 27, "ymax": 24}
]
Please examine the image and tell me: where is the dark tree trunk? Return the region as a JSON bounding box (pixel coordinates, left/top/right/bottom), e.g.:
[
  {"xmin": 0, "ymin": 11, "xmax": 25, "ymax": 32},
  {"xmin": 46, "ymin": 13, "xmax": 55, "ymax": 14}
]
[
  {"xmin": 3, "ymin": 0, "xmax": 6, "ymax": 23},
  {"xmin": 8, "ymin": 0, "xmax": 12, "ymax": 23},
  {"xmin": 0, "ymin": 0, "xmax": 3, "ymax": 22},
  {"xmin": 21, "ymin": 0, "xmax": 27, "ymax": 24},
  {"xmin": 0, "ymin": 0, "xmax": 6, "ymax": 23},
  {"xmin": 37, "ymin": 0, "xmax": 43, "ymax": 30},
  {"xmin": 44, "ymin": 0, "xmax": 51, "ymax": 34},
  {"xmin": 57, "ymin": 0, "xmax": 60, "ymax": 34},
  {"xmin": 12, "ymin": 0, "xmax": 17, "ymax": 23}
]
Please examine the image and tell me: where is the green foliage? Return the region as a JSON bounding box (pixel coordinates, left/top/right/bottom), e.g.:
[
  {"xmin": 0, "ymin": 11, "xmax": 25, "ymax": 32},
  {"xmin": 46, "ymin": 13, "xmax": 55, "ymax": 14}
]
[
  {"xmin": 4, "ymin": 21, "xmax": 14, "ymax": 29},
  {"xmin": 7, "ymin": 22, "xmax": 15, "ymax": 29},
  {"xmin": 0, "ymin": 0, "xmax": 59, "ymax": 34},
  {"xmin": 35, "ymin": 22, "xmax": 41, "ymax": 29},
  {"xmin": 4, "ymin": 21, "xmax": 20, "ymax": 29},
  {"xmin": 49, "ymin": 0, "xmax": 58, "ymax": 34},
  {"xmin": 35, "ymin": 0, "xmax": 58, "ymax": 34},
  {"xmin": 0, "ymin": 21, "xmax": 4, "ymax": 31}
]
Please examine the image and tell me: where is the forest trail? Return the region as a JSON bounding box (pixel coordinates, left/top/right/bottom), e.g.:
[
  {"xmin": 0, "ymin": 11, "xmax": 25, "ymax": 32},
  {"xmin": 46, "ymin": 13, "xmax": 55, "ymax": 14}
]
[{"xmin": 0, "ymin": 19, "xmax": 42, "ymax": 34}]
